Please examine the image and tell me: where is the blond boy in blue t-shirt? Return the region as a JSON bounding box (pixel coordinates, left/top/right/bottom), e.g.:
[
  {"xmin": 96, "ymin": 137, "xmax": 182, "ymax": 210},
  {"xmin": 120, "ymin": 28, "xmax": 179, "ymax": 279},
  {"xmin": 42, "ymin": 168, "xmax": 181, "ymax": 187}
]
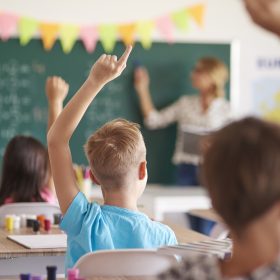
[{"xmin": 47, "ymin": 46, "xmax": 177, "ymax": 269}]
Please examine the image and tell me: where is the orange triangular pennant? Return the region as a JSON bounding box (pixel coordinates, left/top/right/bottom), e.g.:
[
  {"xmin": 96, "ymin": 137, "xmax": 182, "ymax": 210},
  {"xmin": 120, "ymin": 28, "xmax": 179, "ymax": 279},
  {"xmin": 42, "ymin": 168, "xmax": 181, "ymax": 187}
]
[
  {"xmin": 187, "ymin": 4, "xmax": 205, "ymax": 27},
  {"xmin": 39, "ymin": 23, "xmax": 59, "ymax": 51},
  {"xmin": 118, "ymin": 24, "xmax": 136, "ymax": 46}
]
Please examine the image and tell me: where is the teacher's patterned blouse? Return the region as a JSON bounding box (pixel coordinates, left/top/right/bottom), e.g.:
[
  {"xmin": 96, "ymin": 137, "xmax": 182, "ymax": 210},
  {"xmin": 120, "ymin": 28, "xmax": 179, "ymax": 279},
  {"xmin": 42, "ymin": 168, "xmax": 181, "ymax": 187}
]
[{"xmin": 144, "ymin": 95, "xmax": 231, "ymax": 165}]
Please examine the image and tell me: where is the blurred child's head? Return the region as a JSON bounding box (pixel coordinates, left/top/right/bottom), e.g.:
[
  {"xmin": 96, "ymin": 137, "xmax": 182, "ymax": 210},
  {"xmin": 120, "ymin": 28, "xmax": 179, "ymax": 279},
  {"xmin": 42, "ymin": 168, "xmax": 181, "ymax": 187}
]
[
  {"xmin": 191, "ymin": 57, "xmax": 228, "ymax": 98},
  {"xmin": 84, "ymin": 118, "xmax": 147, "ymax": 197},
  {"xmin": 202, "ymin": 117, "xmax": 280, "ymax": 242},
  {"xmin": 0, "ymin": 135, "xmax": 50, "ymax": 205}
]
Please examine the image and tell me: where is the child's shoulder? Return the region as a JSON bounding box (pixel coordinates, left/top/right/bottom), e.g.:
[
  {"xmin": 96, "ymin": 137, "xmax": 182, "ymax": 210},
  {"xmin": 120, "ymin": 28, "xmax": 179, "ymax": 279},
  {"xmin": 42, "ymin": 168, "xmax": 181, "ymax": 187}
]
[
  {"xmin": 152, "ymin": 220, "xmax": 174, "ymax": 232},
  {"xmin": 159, "ymin": 254, "xmax": 221, "ymax": 280},
  {"xmin": 150, "ymin": 221, "xmax": 177, "ymax": 241}
]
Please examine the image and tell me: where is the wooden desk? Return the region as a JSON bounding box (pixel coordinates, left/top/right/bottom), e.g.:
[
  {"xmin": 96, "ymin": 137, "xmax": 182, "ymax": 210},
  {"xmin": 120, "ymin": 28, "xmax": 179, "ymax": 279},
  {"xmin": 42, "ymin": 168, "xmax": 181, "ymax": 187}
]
[
  {"xmin": 166, "ymin": 222, "xmax": 211, "ymax": 243},
  {"xmin": 0, "ymin": 223, "xmax": 209, "ymax": 258},
  {"xmin": 0, "ymin": 222, "xmax": 210, "ymax": 276},
  {"xmin": 0, "ymin": 227, "xmax": 66, "ymax": 259},
  {"xmin": 0, "ymin": 227, "xmax": 66, "ymax": 276}
]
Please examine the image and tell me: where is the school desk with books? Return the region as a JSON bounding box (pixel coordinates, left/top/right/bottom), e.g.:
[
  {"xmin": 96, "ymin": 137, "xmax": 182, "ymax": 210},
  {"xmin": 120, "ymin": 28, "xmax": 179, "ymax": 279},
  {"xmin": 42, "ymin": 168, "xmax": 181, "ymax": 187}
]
[
  {"xmin": 0, "ymin": 222, "xmax": 211, "ymax": 276},
  {"xmin": 0, "ymin": 227, "xmax": 66, "ymax": 276}
]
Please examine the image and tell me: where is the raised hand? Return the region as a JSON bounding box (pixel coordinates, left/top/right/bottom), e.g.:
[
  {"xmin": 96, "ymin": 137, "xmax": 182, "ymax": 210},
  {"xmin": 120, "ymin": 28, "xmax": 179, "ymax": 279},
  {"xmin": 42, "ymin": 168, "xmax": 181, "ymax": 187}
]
[
  {"xmin": 134, "ymin": 67, "xmax": 150, "ymax": 94},
  {"xmin": 88, "ymin": 45, "xmax": 132, "ymax": 86},
  {"xmin": 46, "ymin": 76, "xmax": 69, "ymax": 104}
]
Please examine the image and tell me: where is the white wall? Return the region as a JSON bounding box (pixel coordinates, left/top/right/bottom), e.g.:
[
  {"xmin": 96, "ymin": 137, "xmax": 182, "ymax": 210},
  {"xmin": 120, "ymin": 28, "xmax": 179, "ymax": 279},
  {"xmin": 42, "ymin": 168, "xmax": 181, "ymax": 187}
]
[{"xmin": 0, "ymin": 0, "xmax": 279, "ymax": 116}]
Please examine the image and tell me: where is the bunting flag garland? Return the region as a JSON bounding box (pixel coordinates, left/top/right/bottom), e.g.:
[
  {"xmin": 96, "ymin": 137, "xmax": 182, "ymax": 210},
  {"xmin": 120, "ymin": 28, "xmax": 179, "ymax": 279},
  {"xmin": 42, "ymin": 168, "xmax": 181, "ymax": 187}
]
[
  {"xmin": 136, "ymin": 21, "xmax": 155, "ymax": 49},
  {"xmin": 171, "ymin": 9, "xmax": 189, "ymax": 31},
  {"xmin": 19, "ymin": 17, "xmax": 38, "ymax": 46},
  {"xmin": 118, "ymin": 24, "xmax": 136, "ymax": 46},
  {"xmin": 60, "ymin": 24, "xmax": 79, "ymax": 53},
  {"xmin": 80, "ymin": 26, "xmax": 98, "ymax": 53},
  {"xmin": 39, "ymin": 23, "xmax": 59, "ymax": 51},
  {"xmin": 156, "ymin": 15, "xmax": 174, "ymax": 44},
  {"xmin": 0, "ymin": 3, "xmax": 206, "ymax": 53},
  {"xmin": 99, "ymin": 24, "xmax": 117, "ymax": 53},
  {"xmin": 0, "ymin": 13, "xmax": 18, "ymax": 41},
  {"xmin": 187, "ymin": 4, "xmax": 205, "ymax": 27}
]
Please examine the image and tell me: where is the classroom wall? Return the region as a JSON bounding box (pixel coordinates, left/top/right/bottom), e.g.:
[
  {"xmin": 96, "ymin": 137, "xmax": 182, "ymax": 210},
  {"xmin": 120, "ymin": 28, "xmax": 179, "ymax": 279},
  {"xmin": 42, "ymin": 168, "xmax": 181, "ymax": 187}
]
[{"xmin": 1, "ymin": 0, "xmax": 279, "ymax": 117}]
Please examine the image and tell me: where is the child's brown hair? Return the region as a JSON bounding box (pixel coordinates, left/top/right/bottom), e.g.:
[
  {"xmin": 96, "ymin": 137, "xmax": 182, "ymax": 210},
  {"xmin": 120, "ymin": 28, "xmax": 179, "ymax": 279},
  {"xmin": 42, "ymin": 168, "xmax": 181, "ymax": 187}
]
[
  {"xmin": 0, "ymin": 135, "xmax": 50, "ymax": 205},
  {"xmin": 202, "ymin": 117, "xmax": 280, "ymax": 233}
]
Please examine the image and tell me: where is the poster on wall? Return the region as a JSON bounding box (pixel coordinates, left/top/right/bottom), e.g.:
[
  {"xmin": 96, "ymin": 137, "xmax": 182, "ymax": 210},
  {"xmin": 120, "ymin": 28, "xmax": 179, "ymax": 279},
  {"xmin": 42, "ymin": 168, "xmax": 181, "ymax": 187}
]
[
  {"xmin": 253, "ymin": 77, "xmax": 280, "ymax": 123},
  {"xmin": 251, "ymin": 54, "xmax": 280, "ymax": 123}
]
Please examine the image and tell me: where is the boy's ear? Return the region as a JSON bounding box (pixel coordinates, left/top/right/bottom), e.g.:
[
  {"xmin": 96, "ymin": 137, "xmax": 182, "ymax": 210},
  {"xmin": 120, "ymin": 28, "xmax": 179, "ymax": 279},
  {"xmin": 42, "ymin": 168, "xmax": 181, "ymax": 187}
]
[
  {"xmin": 138, "ymin": 161, "xmax": 147, "ymax": 180},
  {"xmin": 90, "ymin": 170, "xmax": 100, "ymax": 185}
]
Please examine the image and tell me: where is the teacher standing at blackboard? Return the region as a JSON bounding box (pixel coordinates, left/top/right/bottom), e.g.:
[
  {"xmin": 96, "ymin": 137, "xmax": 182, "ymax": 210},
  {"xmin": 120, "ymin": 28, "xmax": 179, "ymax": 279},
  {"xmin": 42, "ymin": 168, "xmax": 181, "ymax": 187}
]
[{"xmin": 134, "ymin": 57, "xmax": 231, "ymax": 186}]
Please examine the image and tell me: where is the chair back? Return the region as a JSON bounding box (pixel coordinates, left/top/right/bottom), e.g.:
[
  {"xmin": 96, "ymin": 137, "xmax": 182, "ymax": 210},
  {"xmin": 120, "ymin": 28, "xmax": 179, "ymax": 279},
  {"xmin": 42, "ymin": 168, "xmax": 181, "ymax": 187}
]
[{"xmin": 74, "ymin": 249, "xmax": 177, "ymax": 277}]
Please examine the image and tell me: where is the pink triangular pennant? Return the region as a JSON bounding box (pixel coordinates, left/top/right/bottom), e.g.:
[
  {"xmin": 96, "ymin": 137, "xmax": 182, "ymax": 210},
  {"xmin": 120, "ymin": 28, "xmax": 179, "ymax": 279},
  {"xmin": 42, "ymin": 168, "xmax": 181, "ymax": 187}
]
[
  {"xmin": 156, "ymin": 15, "xmax": 174, "ymax": 44},
  {"xmin": 0, "ymin": 13, "xmax": 18, "ymax": 41},
  {"xmin": 80, "ymin": 26, "xmax": 98, "ymax": 53}
]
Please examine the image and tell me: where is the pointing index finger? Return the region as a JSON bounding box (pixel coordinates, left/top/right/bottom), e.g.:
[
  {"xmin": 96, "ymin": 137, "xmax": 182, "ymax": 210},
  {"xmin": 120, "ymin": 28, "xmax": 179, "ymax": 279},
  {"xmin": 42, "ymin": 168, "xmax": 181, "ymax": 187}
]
[{"xmin": 117, "ymin": 45, "xmax": 133, "ymax": 67}]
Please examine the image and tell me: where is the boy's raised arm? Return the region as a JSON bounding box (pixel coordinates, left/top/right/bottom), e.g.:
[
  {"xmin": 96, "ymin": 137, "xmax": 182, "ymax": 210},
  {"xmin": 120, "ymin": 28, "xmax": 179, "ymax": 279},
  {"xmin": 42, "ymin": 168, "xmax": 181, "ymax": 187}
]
[{"xmin": 47, "ymin": 46, "xmax": 132, "ymax": 214}]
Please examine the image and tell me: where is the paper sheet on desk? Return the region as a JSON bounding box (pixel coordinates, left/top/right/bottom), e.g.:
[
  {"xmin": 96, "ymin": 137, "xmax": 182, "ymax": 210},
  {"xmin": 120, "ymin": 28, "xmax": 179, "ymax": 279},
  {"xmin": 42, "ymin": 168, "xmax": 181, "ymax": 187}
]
[{"xmin": 7, "ymin": 234, "xmax": 67, "ymax": 249}]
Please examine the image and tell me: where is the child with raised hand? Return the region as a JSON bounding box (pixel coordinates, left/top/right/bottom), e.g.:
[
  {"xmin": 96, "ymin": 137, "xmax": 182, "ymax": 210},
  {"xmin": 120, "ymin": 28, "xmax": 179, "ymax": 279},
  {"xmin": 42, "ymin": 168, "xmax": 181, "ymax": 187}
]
[
  {"xmin": 47, "ymin": 46, "xmax": 177, "ymax": 269},
  {"xmin": 0, "ymin": 76, "xmax": 68, "ymax": 205}
]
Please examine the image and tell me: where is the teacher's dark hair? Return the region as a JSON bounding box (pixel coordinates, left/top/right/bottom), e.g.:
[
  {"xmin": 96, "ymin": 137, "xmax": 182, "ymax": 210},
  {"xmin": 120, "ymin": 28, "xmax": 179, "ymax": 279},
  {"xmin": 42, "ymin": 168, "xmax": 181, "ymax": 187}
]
[
  {"xmin": 202, "ymin": 117, "xmax": 280, "ymax": 234},
  {"xmin": 0, "ymin": 135, "xmax": 50, "ymax": 205}
]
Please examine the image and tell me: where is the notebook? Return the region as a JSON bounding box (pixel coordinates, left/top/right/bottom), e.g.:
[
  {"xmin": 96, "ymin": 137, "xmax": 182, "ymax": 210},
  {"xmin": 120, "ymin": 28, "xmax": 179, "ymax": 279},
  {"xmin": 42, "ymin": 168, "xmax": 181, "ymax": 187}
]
[
  {"xmin": 7, "ymin": 234, "xmax": 67, "ymax": 249},
  {"xmin": 158, "ymin": 238, "xmax": 232, "ymax": 259}
]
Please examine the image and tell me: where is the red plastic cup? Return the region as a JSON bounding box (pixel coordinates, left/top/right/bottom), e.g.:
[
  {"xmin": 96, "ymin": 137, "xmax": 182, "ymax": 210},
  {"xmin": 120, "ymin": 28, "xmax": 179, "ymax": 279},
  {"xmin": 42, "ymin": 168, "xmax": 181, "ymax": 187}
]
[{"xmin": 44, "ymin": 219, "xmax": 51, "ymax": 231}]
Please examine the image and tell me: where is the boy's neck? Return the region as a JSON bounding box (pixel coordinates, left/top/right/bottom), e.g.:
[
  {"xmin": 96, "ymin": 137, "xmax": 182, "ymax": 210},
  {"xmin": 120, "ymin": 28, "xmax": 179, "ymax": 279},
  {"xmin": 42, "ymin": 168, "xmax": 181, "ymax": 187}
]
[
  {"xmin": 102, "ymin": 190, "xmax": 138, "ymax": 211},
  {"xmin": 220, "ymin": 232, "xmax": 279, "ymax": 277}
]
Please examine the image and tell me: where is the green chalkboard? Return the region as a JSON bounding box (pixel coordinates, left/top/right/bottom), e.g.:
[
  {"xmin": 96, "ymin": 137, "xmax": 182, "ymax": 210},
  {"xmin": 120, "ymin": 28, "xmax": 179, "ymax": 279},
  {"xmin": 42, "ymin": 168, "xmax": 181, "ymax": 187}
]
[{"xmin": 0, "ymin": 39, "xmax": 231, "ymax": 184}]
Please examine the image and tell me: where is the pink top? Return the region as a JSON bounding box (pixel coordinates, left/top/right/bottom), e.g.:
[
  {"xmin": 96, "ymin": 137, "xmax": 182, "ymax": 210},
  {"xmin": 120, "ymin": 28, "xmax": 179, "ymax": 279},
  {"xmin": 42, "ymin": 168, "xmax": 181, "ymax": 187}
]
[{"xmin": 4, "ymin": 187, "xmax": 57, "ymax": 205}]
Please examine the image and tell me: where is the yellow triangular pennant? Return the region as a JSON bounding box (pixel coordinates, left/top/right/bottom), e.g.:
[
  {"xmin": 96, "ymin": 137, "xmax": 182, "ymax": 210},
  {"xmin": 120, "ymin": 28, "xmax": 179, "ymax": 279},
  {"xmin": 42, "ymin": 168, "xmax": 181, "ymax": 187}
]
[
  {"xmin": 136, "ymin": 21, "xmax": 154, "ymax": 49},
  {"xmin": 19, "ymin": 17, "xmax": 38, "ymax": 46},
  {"xmin": 99, "ymin": 24, "xmax": 117, "ymax": 53},
  {"xmin": 171, "ymin": 9, "xmax": 189, "ymax": 31},
  {"xmin": 60, "ymin": 24, "xmax": 79, "ymax": 54}
]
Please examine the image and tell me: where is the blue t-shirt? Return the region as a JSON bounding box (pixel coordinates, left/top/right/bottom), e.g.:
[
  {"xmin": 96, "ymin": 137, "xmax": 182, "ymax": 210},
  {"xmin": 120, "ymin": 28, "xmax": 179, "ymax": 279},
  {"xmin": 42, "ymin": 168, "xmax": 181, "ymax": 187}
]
[{"xmin": 60, "ymin": 192, "xmax": 177, "ymax": 269}]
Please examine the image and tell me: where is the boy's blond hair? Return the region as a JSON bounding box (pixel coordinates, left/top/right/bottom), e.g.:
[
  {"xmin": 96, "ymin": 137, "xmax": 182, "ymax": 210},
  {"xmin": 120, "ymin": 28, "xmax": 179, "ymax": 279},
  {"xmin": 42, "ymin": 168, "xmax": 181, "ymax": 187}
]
[{"xmin": 84, "ymin": 118, "xmax": 146, "ymax": 187}]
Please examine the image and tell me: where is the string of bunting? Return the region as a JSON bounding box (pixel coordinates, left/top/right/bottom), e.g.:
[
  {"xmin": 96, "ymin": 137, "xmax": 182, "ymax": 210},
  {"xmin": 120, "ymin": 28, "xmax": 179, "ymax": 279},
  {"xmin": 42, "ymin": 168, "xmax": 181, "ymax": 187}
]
[{"xmin": 0, "ymin": 3, "xmax": 205, "ymax": 54}]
